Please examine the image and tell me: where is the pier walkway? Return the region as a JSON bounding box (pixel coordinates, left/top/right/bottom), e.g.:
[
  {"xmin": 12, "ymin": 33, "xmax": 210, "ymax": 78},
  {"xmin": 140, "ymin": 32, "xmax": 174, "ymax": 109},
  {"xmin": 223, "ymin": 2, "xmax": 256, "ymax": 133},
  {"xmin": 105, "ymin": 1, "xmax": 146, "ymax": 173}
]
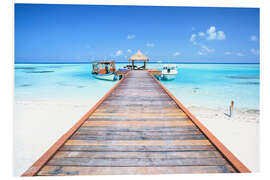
[{"xmin": 22, "ymin": 70, "xmax": 250, "ymax": 176}]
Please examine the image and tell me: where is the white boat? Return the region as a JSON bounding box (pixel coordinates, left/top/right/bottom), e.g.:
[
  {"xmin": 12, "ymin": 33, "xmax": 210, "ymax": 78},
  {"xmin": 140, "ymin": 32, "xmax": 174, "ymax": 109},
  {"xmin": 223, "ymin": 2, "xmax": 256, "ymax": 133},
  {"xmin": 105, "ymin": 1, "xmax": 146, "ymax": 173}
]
[
  {"xmin": 162, "ymin": 64, "xmax": 178, "ymax": 80},
  {"xmin": 93, "ymin": 72, "xmax": 117, "ymax": 81}
]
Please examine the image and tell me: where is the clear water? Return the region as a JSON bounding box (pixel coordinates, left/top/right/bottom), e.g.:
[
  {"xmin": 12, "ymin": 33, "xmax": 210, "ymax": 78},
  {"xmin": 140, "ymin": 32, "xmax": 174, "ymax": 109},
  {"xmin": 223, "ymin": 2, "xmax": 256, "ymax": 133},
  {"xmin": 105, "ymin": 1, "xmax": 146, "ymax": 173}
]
[{"xmin": 14, "ymin": 63, "xmax": 260, "ymax": 110}]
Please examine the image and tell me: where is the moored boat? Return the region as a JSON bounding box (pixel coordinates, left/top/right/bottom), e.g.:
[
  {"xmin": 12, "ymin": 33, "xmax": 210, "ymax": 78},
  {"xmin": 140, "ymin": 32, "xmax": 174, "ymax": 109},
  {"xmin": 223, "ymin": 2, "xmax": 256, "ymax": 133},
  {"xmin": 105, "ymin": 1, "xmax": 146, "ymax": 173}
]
[
  {"xmin": 162, "ymin": 64, "xmax": 178, "ymax": 80},
  {"xmin": 92, "ymin": 61, "xmax": 117, "ymax": 81}
]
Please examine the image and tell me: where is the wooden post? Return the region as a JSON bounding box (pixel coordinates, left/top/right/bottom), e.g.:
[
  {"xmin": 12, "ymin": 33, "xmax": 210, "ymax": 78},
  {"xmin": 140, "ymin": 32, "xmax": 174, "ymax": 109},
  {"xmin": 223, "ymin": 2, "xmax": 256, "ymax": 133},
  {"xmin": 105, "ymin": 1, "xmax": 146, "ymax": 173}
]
[
  {"xmin": 144, "ymin": 61, "xmax": 146, "ymax": 70},
  {"xmin": 132, "ymin": 60, "xmax": 134, "ymax": 70},
  {"xmin": 230, "ymin": 100, "xmax": 234, "ymax": 118}
]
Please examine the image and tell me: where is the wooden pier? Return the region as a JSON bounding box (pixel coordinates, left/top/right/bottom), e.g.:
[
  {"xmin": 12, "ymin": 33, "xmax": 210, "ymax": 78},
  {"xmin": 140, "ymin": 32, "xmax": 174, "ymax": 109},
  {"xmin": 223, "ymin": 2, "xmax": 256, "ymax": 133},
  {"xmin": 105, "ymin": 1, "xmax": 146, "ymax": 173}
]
[{"xmin": 22, "ymin": 70, "xmax": 250, "ymax": 176}]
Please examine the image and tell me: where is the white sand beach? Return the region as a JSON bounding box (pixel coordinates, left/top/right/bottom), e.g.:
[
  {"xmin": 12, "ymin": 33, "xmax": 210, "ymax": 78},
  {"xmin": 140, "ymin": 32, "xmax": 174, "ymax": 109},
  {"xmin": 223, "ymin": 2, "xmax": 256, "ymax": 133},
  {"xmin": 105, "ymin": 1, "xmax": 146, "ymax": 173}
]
[{"xmin": 14, "ymin": 97, "xmax": 259, "ymax": 176}]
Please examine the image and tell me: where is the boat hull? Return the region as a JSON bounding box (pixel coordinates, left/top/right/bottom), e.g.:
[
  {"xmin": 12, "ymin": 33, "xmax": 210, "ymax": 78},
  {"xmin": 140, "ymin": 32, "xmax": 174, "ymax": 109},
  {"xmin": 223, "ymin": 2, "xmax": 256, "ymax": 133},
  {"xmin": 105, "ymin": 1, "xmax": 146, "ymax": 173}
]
[{"xmin": 93, "ymin": 73, "xmax": 117, "ymax": 81}]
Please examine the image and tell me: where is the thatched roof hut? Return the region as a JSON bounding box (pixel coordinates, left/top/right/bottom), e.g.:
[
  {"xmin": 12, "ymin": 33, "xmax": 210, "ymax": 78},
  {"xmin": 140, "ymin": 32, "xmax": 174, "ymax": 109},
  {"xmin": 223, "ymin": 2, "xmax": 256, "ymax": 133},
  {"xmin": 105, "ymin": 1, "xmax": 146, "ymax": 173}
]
[
  {"xmin": 128, "ymin": 50, "xmax": 149, "ymax": 70},
  {"xmin": 128, "ymin": 50, "xmax": 149, "ymax": 62}
]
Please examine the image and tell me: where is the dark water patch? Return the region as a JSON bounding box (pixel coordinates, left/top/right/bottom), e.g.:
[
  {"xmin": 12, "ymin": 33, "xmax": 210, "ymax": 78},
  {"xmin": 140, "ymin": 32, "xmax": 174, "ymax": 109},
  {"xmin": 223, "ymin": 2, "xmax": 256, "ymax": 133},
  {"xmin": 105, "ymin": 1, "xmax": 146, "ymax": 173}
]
[
  {"xmin": 15, "ymin": 67, "xmax": 36, "ymax": 70},
  {"xmin": 226, "ymin": 75, "xmax": 259, "ymax": 80},
  {"xmin": 77, "ymin": 86, "xmax": 86, "ymax": 88},
  {"xmin": 42, "ymin": 65, "xmax": 63, "ymax": 69},
  {"xmin": 238, "ymin": 82, "xmax": 260, "ymax": 85},
  {"xmin": 19, "ymin": 84, "xmax": 32, "ymax": 87},
  {"xmin": 25, "ymin": 70, "xmax": 54, "ymax": 73},
  {"xmin": 193, "ymin": 87, "xmax": 199, "ymax": 93}
]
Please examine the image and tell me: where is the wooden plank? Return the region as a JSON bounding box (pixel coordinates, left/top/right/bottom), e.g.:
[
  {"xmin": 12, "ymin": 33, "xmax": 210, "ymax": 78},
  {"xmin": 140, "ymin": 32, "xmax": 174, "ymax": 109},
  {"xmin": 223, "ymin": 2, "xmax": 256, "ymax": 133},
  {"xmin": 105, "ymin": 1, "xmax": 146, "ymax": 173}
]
[
  {"xmin": 65, "ymin": 139, "xmax": 211, "ymax": 146},
  {"xmin": 87, "ymin": 117, "xmax": 189, "ymax": 121},
  {"xmin": 149, "ymin": 72, "xmax": 251, "ymax": 173},
  {"xmin": 47, "ymin": 157, "xmax": 227, "ymax": 167},
  {"xmin": 60, "ymin": 145, "xmax": 216, "ymax": 151},
  {"xmin": 70, "ymin": 134, "xmax": 206, "ymax": 140},
  {"xmin": 37, "ymin": 165, "xmax": 236, "ymax": 175},
  {"xmin": 89, "ymin": 115, "xmax": 188, "ymax": 119},
  {"xmin": 92, "ymin": 112, "xmax": 186, "ymax": 116},
  {"xmin": 53, "ymin": 151, "xmax": 222, "ymax": 159},
  {"xmin": 82, "ymin": 120, "xmax": 194, "ymax": 127},
  {"xmin": 77, "ymin": 126, "xmax": 199, "ymax": 132},
  {"xmin": 75, "ymin": 129, "xmax": 202, "ymax": 135}
]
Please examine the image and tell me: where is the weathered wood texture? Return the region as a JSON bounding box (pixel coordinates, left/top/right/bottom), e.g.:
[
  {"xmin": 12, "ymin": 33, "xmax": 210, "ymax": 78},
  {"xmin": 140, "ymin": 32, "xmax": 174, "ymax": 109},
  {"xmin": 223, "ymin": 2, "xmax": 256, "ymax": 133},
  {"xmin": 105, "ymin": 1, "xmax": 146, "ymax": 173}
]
[{"xmin": 24, "ymin": 70, "xmax": 249, "ymax": 176}]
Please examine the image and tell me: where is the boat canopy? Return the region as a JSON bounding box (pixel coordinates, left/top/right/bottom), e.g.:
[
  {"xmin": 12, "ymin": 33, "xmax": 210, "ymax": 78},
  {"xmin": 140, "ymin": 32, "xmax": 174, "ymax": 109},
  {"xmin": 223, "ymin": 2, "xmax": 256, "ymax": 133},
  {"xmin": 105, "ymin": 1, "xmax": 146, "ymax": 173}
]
[{"xmin": 92, "ymin": 61, "xmax": 116, "ymax": 74}]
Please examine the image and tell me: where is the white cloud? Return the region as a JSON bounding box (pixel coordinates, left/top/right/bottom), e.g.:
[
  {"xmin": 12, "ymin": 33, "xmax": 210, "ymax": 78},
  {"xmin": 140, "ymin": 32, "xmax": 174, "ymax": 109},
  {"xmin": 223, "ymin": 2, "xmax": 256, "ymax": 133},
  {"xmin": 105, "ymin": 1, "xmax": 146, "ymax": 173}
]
[
  {"xmin": 146, "ymin": 42, "xmax": 155, "ymax": 47},
  {"xmin": 190, "ymin": 34, "xmax": 196, "ymax": 42},
  {"xmin": 198, "ymin": 51, "xmax": 206, "ymax": 56},
  {"xmin": 198, "ymin": 45, "xmax": 214, "ymax": 55},
  {"xmin": 127, "ymin": 34, "xmax": 136, "ymax": 40},
  {"xmin": 250, "ymin": 48, "xmax": 259, "ymax": 55},
  {"xmin": 127, "ymin": 49, "xmax": 132, "ymax": 53},
  {"xmin": 224, "ymin": 51, "xmax": 232, "ymax": 55},
  {"xmin": 198, "ymin": 32, "xmax": 205, "ymax": 37},
  {"xmin": 173, "ymin": 52, "xmax": 181, "ymax": 56},
  {"xmin": 236, "ymin": 52, "xmax": 245, "ymax": 56},
  {"xmin": 115, "ymin": 50, "xmax": 123, "ymax": 56},
  {"xmin": 217, "ymin": 31, "xmax": 226, "ymax": 40},
  {"xmin": 250, "ymin": 35, "xmax": 257, "ymax": 41},
  {"xmin": 201, "ymin": 45, "xmax": 214, "ymax": 53},
  {"xmin": 206, "ymin": 26, "xmax": 226, "ymax": 40},
  {"xmin": 206, "ymin": 26, "xmax": 217, "ymax": 40}
]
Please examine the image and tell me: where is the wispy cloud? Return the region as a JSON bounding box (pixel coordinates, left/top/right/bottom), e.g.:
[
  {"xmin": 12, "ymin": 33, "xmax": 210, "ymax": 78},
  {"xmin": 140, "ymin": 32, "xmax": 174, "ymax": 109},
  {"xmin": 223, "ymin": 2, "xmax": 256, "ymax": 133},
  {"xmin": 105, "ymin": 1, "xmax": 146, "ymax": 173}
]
[
  {"xmin": 198, "ymin": 32, "xmax": 205, "ymax": 37},
  {"xmin": 250, "ymin": 35, "xmax": 258, "ymax": 41},
  {"xmin": 206, "ymin": 26, "xmax": 226, "ymax": 40},
  {"xmin": 115, "ymin": 50, "xmax": 123, "ymax": 56},
  {"xmin": 217, "ymin": 31, "xmax": 226, "ymax": 40},
  {"xmin": 250, "ymin": 48, "xmax": 259, "ymax": 55},
  {"xmin": 224, "ymin": 51, "xmax": 232, "ymax": 55},
  {"xmin": 146, "ymin": 42, "xmax": 155, "ymax": 47},
  {"xmin": 127, "ymin": 49, "xmax": 132, "ymax": 53},
  {"xmin": 198, "ymin": 45, "xmax": 214, "ymax": 55},
  {"xmin": 127, "ymin": 34, "xmax": 136, "ymax": 40},
  {"xmin": 190, "ymin": 34, "xmax": 197, "ymax": 44},
  {"xmin": 236, "ymin": 52, "xmax": 245, "ymax": 56},
  {"xmin": 173, "ymin": 52, "xmax": 181, "ymax": 56}
]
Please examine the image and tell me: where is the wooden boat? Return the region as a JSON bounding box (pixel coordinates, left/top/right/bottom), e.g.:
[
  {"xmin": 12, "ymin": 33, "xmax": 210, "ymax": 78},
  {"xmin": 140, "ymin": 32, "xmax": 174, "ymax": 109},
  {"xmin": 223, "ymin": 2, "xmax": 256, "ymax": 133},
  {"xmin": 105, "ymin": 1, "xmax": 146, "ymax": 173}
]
[
  {"xmin": 162, "ymin": 64, "xmax": 178, "ymax": 80},
  {"xmin": 92, "ymin": 61, "xmax": 117, "ymax": 81}
]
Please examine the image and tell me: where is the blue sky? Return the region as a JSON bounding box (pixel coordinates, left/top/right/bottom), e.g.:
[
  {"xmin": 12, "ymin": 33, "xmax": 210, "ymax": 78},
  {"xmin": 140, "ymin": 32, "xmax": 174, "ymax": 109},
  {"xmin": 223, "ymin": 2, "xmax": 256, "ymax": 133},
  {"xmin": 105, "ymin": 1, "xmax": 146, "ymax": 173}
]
[{"xmin": 15, "ymin": 4, "xmax": 260, "ymax": 63}]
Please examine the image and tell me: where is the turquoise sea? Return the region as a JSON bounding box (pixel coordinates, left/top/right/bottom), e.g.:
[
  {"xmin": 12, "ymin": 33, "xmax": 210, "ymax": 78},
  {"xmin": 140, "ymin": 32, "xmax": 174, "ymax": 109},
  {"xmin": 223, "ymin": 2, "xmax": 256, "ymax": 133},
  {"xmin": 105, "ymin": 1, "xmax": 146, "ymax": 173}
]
[{"xmin": 14, "ymin": 63, "xmax": 260, "ymax": 110}]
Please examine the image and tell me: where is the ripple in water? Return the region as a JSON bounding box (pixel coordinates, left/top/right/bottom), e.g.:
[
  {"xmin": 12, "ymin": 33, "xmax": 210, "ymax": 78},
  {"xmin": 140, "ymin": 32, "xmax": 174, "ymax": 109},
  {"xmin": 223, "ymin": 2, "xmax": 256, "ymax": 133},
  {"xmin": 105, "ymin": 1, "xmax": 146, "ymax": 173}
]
[
  {"xmin": 19, "ymin": 84, "xmax": 32, "ymax": 87},
  {"xmin": 238, "ymin": 82, "xmax": 260, "ymax": 85},
  {"xmin": 25, "ymin": 70, "xmax": 54, "ymax": 73},
  {"xmin": 226, "ymin": 75, "xmax": 259, "ymax": 80},
  {"xmin": 15, "ymin": 67, "xmax": 36, "ymax": 70}
]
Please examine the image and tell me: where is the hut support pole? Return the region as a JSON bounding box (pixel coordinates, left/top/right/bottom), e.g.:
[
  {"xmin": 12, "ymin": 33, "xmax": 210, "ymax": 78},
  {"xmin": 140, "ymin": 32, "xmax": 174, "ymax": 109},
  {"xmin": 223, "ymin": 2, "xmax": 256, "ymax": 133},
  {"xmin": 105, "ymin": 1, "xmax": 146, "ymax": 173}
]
[
  {"xmin": 132, "ymin": 60, "xmax": 134, "ymax": 69},
  {"xmin": 144, "ymin": 61, "xmax": 146, "ymax": 69}
]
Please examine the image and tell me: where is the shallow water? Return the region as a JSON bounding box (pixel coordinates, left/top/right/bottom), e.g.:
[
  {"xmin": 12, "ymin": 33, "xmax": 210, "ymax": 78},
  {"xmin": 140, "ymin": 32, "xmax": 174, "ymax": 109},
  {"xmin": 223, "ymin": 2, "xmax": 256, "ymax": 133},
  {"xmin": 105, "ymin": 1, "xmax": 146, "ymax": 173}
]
[
  {"xmin": 14, "ymin": 63, "xmax": 260, "ymax": 175},
  {"xmin": 14, "ymin": 63, "xmax": 260, "ymax": 110}
]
